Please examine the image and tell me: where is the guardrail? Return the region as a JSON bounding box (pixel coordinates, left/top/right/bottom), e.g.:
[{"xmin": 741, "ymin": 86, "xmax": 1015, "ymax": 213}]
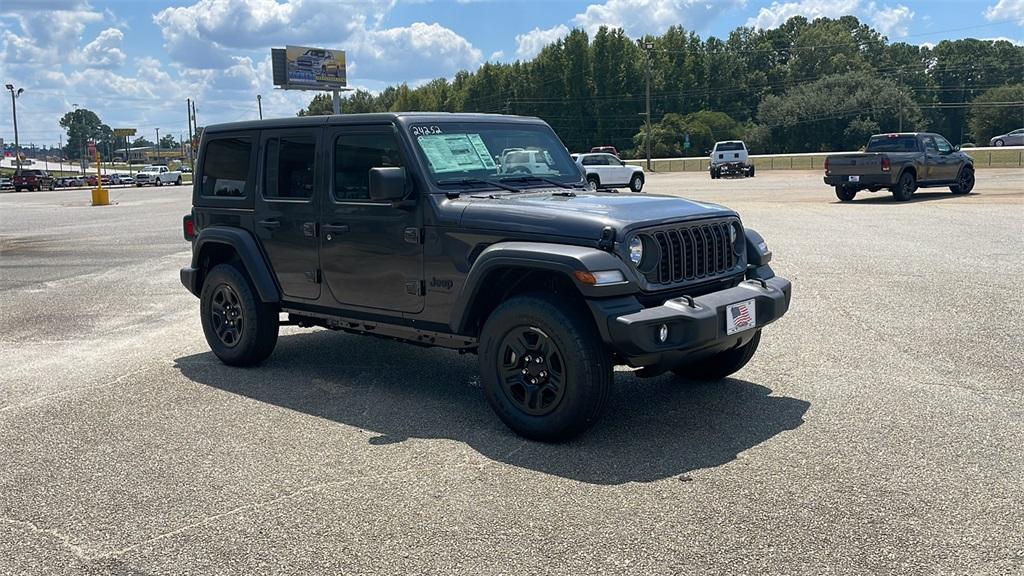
[{"xmin": 624, "ymin": 146, "xmax": 1024, "ymax": 172}]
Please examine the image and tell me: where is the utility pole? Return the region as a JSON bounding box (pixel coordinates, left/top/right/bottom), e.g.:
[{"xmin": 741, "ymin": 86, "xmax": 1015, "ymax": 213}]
[
  {"xmin": 897, "ymin": 70, "xmax": 903, "ymax": 132},
  {"xmin": 5, "ymin": 84, "xmax": 23, "ymax": 171},
  {"xmin": 637, "ymin": 40, "xmax": 654, "ymax": 171},
  {"xmin": 257, "ymin": 94, "xmax": 263, "ymax": 120},
  {"xmin": 155, "ymin": 128, "xmax": 160, "ymax": 163}
]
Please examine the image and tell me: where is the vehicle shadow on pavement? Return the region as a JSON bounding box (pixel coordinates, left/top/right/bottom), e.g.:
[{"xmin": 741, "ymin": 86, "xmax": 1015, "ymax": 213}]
[
  {"xmin": 836, "ymin": 191, "xmax": 976, "ymax": 204},
  {"xmin": 174, "ymin": 330, "xmax": 809, "ymax": 485}
]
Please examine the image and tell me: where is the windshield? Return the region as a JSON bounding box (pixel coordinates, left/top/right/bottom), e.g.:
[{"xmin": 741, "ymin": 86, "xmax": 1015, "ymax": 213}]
[
  {"xmin": 409, "ymin": 122, "xmax": 581, "ymax": 187},
  {"xmin": 866, "ymin": 136, "xmax": 919, "ymax": 153}
]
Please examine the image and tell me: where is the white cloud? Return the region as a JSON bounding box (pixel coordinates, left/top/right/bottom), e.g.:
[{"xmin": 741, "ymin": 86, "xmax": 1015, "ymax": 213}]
[
  {"xmin": 573, "ymin": 0, "xmax": 744, "ymax": 37},
  {"xmin": 354, "ymin": 22, "xmax": 482, "ymax": 79},
  {"xmin": 746, "ymin": 0, "xmax": 859, "ymax": 29},
  {"xmin": 870, "ymin": 4, "xmax": 914, "ymax": 38},
  {"xmin": 77, "ymin": 28, "xmax": 126, "ymax": 68},
  {"xmin": 515, "ymin": 25, "xmax": 570, "ymax": 59},
  {"xmin": 0, "ymin": 0, "xmax": 103, "ymax": 64},
  {"xmin": 489, "ymin": 50, "xmax": 505, "ymax": 61},
  {"xmin": 984, "ymin": 0, "xmax": 1024, "ymax": 24}
]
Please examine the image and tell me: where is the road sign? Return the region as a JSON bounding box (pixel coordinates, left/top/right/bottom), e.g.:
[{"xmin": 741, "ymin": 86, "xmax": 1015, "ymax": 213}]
[{"xmin": 113, "ymin": 128, "xmax": 137, "ymax": 137}]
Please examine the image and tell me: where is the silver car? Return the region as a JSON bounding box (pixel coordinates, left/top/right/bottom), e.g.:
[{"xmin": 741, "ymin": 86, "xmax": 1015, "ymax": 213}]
[{"xmin": 990, "ymin": 128, "xmax": 1024, "ymax": 146}]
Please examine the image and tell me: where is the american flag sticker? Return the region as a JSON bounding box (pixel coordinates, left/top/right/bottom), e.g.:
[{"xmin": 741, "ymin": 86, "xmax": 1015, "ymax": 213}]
[{"xmin": 726, "ymin": 299, "xmax": 756, "ymax": 335}]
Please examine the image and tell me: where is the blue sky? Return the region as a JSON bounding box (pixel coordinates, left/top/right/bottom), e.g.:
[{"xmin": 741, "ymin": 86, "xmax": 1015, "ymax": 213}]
[{"xmin": 1, "ymin": 0, "xmax": 1021, "ymax": 146}]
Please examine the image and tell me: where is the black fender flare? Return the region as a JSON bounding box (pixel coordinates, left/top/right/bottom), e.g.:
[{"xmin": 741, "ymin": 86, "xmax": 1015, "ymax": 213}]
[
  {"xmin": 191, "ymin": 227, "xmax": 280, "ymax": 302},
  {"xmin": 744, "ymin": 228, "xmax": 772, "ymax": 267},
  {"xmin": 450, "ymin": 242, "xmax": 637, "ymax": 333}
]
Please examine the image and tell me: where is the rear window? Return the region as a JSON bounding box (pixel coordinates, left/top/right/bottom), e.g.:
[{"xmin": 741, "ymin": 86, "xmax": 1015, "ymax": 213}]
[
  {"xmin": 866, "ymin": 136, "xmax": 919, "ymax": 153},
  {"xmin": 201, "ymin": 137, "xmax": 253, "ymax": 197},
  {"xmin": 715, "ymin": 142, "xmax": 744, "ymax": 152}
]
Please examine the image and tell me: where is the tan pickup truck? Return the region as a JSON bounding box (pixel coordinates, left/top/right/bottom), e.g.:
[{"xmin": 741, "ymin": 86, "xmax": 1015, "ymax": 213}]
[{"xmin": 824, "ymin": 133, "xmax": 975, "ymax": 202}]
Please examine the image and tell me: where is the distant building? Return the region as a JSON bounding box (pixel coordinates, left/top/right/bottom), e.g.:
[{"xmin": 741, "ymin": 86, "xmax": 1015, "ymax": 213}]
[{"xmin": 114, "ymin": 146, "xmax": 155, "ymax": 162}]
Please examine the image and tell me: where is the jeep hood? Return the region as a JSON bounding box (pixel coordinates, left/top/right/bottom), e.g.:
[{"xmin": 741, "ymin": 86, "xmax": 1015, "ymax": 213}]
[{"xmin": 458, "ymin": 191, "xmax": 736, "ymax": 239}]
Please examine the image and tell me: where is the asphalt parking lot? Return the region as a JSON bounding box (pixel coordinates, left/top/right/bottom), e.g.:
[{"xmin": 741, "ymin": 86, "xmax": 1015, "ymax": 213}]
[{"xmin": 1, "ymin": 169, "xmax": 1022, "ymax": 575}]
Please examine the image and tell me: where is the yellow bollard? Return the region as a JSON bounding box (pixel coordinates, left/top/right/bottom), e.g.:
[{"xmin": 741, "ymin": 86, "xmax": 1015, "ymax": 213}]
[
  {"xmin": 91, "ymin": 187, "xmax": 109, "ymax": 206},
  {"xmin": 91, "ymin": 150, "xmax": 109, "ymax": 206}
]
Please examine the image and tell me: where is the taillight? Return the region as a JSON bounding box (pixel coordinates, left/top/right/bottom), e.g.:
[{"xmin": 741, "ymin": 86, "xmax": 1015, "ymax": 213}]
[
  {"xmin": 183, "ymin": 214, "xmax": 196, "ymax": 241},
  {"xmin": 881, "ymin": 157, "xmax": 891, "ymax": 172},
  {"xmin": 824, "ymin": 157, "xmax": 830, "ymax": 173}
]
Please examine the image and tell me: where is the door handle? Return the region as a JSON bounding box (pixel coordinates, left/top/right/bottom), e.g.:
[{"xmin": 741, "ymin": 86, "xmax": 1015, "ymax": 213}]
[
  {"xmin": 257, "ymin": 218, "xmax": 281, "ymax": 229},
  {"xmin": 322, "ymin": 224, "xmax": 350, "ymax": 233}
]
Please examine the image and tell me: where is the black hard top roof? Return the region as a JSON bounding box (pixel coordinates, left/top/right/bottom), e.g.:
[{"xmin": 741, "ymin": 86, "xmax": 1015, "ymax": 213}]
[{"xmin": 204, "ymin": 112, "xmax": 547, "ymax": 135}]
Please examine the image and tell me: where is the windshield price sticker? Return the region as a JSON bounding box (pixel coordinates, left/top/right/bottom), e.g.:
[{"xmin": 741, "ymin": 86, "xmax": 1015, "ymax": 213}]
[{"xmin": 418, "ymin": 133, "xmax": 496, "ymax": 173}]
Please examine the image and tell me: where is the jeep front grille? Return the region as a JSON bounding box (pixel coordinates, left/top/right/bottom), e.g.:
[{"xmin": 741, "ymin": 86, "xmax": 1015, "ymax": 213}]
[{"xmin": 644, "ymin": 220, "xmax": 742, "ymax": 285}]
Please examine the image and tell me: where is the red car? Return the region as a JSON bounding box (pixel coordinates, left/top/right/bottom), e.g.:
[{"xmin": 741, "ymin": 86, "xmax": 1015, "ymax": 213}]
[
  {"xmin": 85, "ymin": 174, "xmax": 112, "ymax": 187},
  {"xmin": 589, "ymin": 145, "xmax": 619, "ymax": 157},
  {"xmin": 13, "ymin": 169, "xmax": 55, "ymax": 192}
]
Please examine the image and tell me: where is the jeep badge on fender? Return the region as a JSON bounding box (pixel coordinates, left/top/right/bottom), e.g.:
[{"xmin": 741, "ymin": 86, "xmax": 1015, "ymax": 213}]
[{"xmin": 180, "ymin": 112, "xmax": 792, "ymax": 442}]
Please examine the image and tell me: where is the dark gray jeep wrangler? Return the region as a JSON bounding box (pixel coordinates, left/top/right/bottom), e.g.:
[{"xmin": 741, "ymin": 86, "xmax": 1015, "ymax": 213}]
[{"xmin": 181, "ymin": 113, "xmax": 791, "ymax": 441}]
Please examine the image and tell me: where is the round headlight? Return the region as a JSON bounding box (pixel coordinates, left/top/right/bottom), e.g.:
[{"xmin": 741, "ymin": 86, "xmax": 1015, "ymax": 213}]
[
  {"xmin": 628, "ymin": 236, "xmax": 643, "ymax": 265},
  {"xmin": 731, "ymin": 222, "xmax": 743, "ymax": 253}
]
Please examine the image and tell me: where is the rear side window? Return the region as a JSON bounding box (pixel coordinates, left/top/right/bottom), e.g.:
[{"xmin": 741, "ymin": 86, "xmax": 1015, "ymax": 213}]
[
  {"xmin": 716, "ymin": 142, "xmax": 744, "ymax": 152},
  {"xmin": 201, "ymin": 137, "xmax": 253, "ymax": 197},
  {"xmin": 866, "ymin": 136, "xmax": 918, "ymax": 153},
  {"xmin": 264, "ymin": 137, "xmax": 316, "ymax": 200},
  {"xmin": 333, "ymin": 132, "xmax": 403, "ymax": 201}
]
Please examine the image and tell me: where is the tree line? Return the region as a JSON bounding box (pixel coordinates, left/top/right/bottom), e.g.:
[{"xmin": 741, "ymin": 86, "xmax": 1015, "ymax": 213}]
[{"xmin": 300, "ymin": 15, "xmax": 1024, "ymax": 156}]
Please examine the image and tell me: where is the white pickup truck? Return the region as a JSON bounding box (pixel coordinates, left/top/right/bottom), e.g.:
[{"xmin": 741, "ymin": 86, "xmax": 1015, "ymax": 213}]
[{"xmin": 135, "ymin": 165, "xmax": 182, "ymax": 187}]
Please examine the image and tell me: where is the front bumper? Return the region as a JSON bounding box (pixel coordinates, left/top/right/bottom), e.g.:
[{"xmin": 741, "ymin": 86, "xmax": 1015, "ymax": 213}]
[{"xmin": 598, "ymin": 276, "xmax": 791, "ymax": 369}]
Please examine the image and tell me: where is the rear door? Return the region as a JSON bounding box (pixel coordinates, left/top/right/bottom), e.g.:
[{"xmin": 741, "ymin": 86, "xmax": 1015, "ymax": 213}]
[
  {"xmin": 253, "ymin": 129, "xmax": 322, "ymax": 301},
  {"xmin": 320, "ymin": 125, "xmax": 423, "ymax": 313}
]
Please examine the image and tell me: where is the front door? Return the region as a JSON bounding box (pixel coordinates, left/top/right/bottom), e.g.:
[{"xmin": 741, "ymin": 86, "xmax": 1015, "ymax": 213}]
[
  {"xmin": 254, "ymin": 129, "xmax": 321, "ymax": 300},
  {"xmin": 320, "ymin": 126, "xmax": 424, "ymax": 314},
  {"xmin": 932, "ymin": 135, "xmax": 959, "ymax": 181}
]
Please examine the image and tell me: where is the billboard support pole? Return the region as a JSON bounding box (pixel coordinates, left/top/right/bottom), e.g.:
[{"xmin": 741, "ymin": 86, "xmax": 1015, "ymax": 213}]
[{"xmin": 332, "ymin": 89, "xmax": 341, "ymax": 115}]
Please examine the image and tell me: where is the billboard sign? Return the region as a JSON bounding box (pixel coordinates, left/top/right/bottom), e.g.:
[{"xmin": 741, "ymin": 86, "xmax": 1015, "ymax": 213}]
[
  {"xmin": 113, "ymin": 128, "xmax": 136, "ymax": 137},
  {"xmin": 272, "ymin": 45, "xmax": 346, "ymax": 90}
]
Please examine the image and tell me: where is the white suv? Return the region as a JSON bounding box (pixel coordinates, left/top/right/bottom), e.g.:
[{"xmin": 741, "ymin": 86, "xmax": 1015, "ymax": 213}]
[{"xmin": 573, "ymin": 153, "xmax": 645, "ymax": 192}]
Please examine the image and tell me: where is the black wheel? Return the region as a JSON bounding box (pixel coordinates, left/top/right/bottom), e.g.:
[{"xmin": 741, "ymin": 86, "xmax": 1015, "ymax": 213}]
[
  {"xmin": 673, "ymin": 330, "xmax": 761, "ymax": 381},
  {"xmin": 586, "ymin": 175, "xmax": 600, "ymax": 190},
  {"xmin": 136, "ymin": 183, "xmax": 142, "ymax": 187},
  {"xmin": 629, "ymin": 173, "xmax": 644, "ymax": 192},
  {"xmin": 479, "ymin": 293, "xmax": 612, "ymax": 442},
  {"xmin": 835, "ymin": 185, "xmax": 856, "ymax": 202},
  {"xmin": 175, "ymin": 176, "xmax": 182, "ymax": 185},
  {"xmin": 892, "ymin": 171, "xmax": 916, "ymax": 201},
  {"xmin": 748, "ymin": 165, "xmax": 755, "ymax": 177},
  {"xmin": 950, "ymin": 166, "xmax": 974, "ymax": 194},
  {"xmin": 200, "ymin": 264, "xmax": 279, "ymax": 366},
  {"xmin": 994, "ymin": 139, "xmax": 1004, "ymax": 147},
  {"xmin": 155, "ymin": 178, "xmax": 162, "ymax": 187},
  {"xmin": 14, "ymin": 187, "xmax": 21, "ymax": 192},
  {"xmin": 710, "ymin": 168, "xmax": 718, "ymax": 180}
]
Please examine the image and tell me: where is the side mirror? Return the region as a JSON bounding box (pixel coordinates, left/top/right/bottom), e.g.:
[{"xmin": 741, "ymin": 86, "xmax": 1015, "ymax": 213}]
[
  {"xmin": 954, "ymin": 145, "xmax": 961, "ymax": 152},
  {"xmin": 703, "ymin": 149, "xmax": 711, "ymax": 156},
  {"xmin": 368, "ymin": 166, "xmax": 407, "ymax": 201}
]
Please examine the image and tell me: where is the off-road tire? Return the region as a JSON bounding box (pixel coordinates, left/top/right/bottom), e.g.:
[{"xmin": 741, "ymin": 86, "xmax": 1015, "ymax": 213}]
[
  {"xmin": 892, "ymin": 171, "xmax": 916, "ymax": 201},
  {"xmin": 950, "ymin": 166, "xmax": 975, "ymax": 194},
  {"xmin": 673, "ymin": 330, "xmax": 761, "ymax": 381},
  {"xmin": 586, "ymin": 175, "xmax": 600, "ymax": 190},
  {"xmin": 629, "ymin": 173, "xmax": 644, "ymax": 192},
  {"xmin": 479, "ymin": 293, "xmax": 612, "ymax": 442},
  {"xmin": 200, "ymin": 263, "xmax": 279, "ymax": 367},
  {"xmin": 747, "ymin": 166, "xmax": 755, "ymax": 177},
  {"xmin": 710, "ymin": 168, "xmax": 719, "ymax": 179},
  {"xmin": 835, "ymin": 186, "xmax": 856, "ymax": 202}
]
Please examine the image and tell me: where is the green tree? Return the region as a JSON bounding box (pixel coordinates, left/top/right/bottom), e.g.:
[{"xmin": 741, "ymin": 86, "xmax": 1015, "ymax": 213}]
[
  {"xmin": 756, "ymin": 71, "xmax": 922, "ymax": 152},
  {"xmin": 968, "ymin": 84, "xmax": 1024, "ymax": 144},
  {"xmin": 58, "ymin": 108, "xmax": 111, "ymax": 160}
]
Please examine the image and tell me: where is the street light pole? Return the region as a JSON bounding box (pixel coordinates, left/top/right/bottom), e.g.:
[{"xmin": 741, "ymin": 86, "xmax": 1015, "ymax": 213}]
[
  {"xmin": 155, "ymin": 128, "xmax": 160, "ymax": 163},
  {"xmin": 5, "ymin": 84, "xmax": 24, "ymax": 171},
  {"xmin": 257, "ymin": 94, "xmax": 263, "ymax": 120}
]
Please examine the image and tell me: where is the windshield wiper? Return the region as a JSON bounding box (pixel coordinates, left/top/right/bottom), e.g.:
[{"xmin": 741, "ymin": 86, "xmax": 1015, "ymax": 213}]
[
  {"xmin": 436, "ymin": 177, "xmax": 523, "ymax": 194},
  {"xmin": 498, "ymin": 175, "xmax": 583, "ymax": 190}
]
